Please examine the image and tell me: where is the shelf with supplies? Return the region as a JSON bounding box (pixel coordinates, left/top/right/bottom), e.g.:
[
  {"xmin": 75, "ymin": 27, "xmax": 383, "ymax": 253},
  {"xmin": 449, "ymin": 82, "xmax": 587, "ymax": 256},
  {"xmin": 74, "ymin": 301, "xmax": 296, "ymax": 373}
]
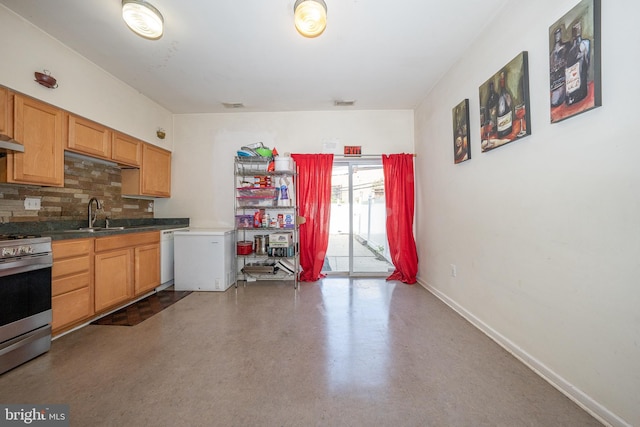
[{"xmin": 234, "ymin": 156, "xmax": 299, "ymax": 289}]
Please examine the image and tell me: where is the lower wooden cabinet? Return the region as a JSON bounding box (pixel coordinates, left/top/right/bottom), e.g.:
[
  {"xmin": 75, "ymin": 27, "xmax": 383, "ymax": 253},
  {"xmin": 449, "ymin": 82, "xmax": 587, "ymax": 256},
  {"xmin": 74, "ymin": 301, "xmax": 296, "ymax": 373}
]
[
  {"xmin": 51, "ymin": 231, "xmax": 161, "ymax": 334},
  {"xmin": 135, "ymin": 243, "xmax": 161, "ymax": 296},
  {"xmin": 94, "ymin": 231, "xmax": 160, "ymax": 313},
  {"xmin": 52, "ymin": 239, "xmax": 94, "ymax": 334},
  {"xmin": 94, "ymin": 248, "xmax": 134, "ymax": 313}
]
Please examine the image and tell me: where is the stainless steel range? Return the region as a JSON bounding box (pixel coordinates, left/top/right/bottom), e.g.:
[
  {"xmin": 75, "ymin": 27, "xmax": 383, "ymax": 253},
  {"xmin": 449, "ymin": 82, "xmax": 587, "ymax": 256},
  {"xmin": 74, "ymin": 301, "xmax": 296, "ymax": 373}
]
[{"xmin": 0, "ymin": 234, "xmax": 53, "ymax": 375}]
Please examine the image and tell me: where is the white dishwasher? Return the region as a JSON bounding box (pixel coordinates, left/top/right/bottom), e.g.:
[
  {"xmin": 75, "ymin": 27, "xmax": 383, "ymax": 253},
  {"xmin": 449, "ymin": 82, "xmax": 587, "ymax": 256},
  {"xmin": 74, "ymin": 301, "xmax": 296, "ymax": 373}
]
[
  {"xmin": 160, "ymin": 227, "xmax": 189, "ymax": 288},
  {"xmin": 174, "ymin": 228, "xmax": 236, "ymax": 291}
]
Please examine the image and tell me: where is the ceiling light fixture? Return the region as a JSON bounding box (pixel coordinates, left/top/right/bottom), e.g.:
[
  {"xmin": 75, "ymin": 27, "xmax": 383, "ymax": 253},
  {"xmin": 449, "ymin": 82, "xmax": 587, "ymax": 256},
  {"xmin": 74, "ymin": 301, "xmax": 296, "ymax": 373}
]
[
  {"xmin": 294, "ymin": 0, "xmax": 327, "ymax": 38},
  {"xmin": 122, "ymin": 0, "xmax": 164, "ymax": 40}
]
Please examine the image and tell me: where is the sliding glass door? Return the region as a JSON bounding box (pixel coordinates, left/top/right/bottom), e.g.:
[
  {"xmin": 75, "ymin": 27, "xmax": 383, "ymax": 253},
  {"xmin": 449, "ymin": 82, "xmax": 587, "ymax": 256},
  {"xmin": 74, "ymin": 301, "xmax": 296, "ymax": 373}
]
[{"xmin": 323, "ymin": 159, "xmax": 394, "ymax": 276}]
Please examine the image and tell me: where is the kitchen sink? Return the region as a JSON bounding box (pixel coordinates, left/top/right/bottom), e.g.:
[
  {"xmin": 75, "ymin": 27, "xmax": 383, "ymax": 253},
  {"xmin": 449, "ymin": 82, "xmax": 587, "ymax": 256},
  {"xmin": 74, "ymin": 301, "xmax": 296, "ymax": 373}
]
[
  {"xmin": 63, "ymin": 227, "xmax": 103, "ymax": 233},
  {"xmin": 62, "ymin": 226, "xmax": 129, "ymax": 233}
]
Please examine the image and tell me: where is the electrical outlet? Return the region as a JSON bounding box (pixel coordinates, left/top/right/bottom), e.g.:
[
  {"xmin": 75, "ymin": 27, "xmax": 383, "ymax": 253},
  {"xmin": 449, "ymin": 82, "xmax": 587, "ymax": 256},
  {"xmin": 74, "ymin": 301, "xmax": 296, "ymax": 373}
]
[
  {"xmin": 24, "ymin": 197, "xmax": 41, "ymax": 211},
  {"xmin": 450, "ymin": 264, "xmax": 457, "ymax": 278}
]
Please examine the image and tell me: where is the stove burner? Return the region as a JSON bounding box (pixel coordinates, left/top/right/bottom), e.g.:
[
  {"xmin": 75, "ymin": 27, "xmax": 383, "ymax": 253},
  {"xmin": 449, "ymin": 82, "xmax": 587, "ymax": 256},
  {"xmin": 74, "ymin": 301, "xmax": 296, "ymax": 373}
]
[{"xmin": 0, "ymin": 234, "xmax": 42, "ymax": 241}]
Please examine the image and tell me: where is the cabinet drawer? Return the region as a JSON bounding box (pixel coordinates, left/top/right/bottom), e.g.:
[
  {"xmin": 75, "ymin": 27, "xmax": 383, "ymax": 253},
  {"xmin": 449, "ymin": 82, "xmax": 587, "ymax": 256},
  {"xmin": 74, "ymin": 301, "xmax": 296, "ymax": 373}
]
[
  {"xmin": 52, "ymin": 287, "xmax": 92, "ymax": 331},
  {"xmin": 95, "ymin": 231, "xmax": 159, "ymax": 252},
  {"xmin": 53, "ymin": 272, "xmax": 91, "ymax": 296},
  {"xmin": 52, "ymin": 255, "xmax": 91, "ymax": 279},
  {"xmin": 53, "ymin": 238, "xmax": 93, "ymax": 260}
]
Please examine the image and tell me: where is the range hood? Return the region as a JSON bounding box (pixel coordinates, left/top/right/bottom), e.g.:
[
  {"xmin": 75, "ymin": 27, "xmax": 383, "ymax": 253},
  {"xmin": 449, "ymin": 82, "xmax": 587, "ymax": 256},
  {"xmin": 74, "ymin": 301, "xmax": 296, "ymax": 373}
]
[{"xmin": 0, "ymin": 135, "xmax": 25, "ymax": 153}]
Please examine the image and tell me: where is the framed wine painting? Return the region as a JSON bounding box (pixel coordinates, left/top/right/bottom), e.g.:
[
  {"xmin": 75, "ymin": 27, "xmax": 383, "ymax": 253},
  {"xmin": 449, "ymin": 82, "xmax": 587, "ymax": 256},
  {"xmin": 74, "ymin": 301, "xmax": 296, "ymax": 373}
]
[
  {"xmin": 478, "ymin": 51, "xmax": 531, "ymax": 153},
  {"xmin": 549, "ymin": 0, "xmax": 601, "ymax": 123},
  {"xmin": 453, "ymin": 99, "xmax": 470, "ymax": 164}
]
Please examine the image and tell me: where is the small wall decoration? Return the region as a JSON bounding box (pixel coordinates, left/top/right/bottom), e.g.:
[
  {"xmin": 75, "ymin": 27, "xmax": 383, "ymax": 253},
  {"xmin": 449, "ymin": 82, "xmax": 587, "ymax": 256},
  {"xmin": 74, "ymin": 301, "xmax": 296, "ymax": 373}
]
[
  {"xmin": 479, "ymin": 51, "xmax": 531, "ymax": 153},
  {"xmin": 452, "ymin": 99, "xmax": 470, "ymax": 164},
  {"xmin": 549, "ymin": 0, "xmax": 601, "ymax": 123}
]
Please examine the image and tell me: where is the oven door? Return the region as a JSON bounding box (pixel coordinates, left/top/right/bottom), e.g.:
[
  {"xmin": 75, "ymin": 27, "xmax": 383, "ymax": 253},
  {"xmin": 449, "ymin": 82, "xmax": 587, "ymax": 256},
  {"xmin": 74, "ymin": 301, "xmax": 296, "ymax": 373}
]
[{"xmin": 0, "ymin": 263, "xmax": 52, "ymax": 344}]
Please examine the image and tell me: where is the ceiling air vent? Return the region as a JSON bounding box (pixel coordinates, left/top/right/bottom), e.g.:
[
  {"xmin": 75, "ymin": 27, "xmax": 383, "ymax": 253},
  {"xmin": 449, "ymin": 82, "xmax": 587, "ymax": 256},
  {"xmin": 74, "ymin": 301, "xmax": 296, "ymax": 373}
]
[
  {"xmin": 222, "ymin": 102, "xmax": 245, "ymax": 109},
  {"xmin": 334, "ymin": 100, "xmax": 355, "ymax": 107}
]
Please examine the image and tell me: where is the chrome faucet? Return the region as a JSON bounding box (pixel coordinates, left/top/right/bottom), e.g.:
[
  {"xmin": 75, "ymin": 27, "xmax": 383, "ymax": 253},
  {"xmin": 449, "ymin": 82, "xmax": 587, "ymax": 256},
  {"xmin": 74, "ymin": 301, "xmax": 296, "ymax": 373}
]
[{"xmin": 88, "ymin": 197, "xmax": 102, "ymax": 228}]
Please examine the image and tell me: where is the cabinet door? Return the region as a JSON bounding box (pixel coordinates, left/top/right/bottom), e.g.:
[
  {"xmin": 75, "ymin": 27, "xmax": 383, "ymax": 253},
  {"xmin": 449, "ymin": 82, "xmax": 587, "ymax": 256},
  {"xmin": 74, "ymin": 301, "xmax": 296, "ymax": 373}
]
[
  {"xmin": 0, "ymin": 87, "xmax": 14, "ymax": 139},
  {"xmin": 112, "ymin": 131, "xmax": 141, "ymax": 167},
  {"xmin": 95, "ymin": 248, "xmax": 133, "ymax": 312},
  {"xmin": 141, "ymin": 144, "xmax": 171, "ymax": 197},
  {"xmin": 67, "ymin": 114, "xmax": 111, "ymax": 159},
  {"xmin": 10, "ymin": 94, "xmax": 64, "ymax": 186},
  {"xmin": 135, "ymin": 243, "xmax": 160, "ymax": 295}
]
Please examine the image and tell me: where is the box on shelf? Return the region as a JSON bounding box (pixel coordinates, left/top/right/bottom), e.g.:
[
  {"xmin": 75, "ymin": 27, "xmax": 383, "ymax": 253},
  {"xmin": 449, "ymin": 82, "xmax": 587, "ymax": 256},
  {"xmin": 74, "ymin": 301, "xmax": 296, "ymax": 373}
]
[
  {"xmin": 267, "ymin": 245, "xmax": 295, "ymax": 257},
  {"xmin": 269, "ymin": 232, "xmax": 293, "ymax": 247},
  {"xmin": 235, "ymin": 215, "xmax": 253, "ymax": 228}
]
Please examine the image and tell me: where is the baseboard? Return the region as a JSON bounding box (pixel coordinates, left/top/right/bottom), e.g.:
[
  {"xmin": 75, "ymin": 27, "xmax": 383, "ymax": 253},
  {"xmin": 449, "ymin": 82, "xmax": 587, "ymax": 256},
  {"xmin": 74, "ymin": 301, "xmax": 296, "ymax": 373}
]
[{"xmin": 417, "ymin": 278, "xmax": 630, "ymax": 427}]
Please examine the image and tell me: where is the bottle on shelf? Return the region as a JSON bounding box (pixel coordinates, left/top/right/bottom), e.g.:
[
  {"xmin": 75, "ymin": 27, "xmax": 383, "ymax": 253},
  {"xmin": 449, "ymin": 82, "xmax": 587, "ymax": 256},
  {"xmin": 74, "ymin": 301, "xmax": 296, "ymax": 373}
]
[
  {"xmin": 565, "ymin": 21, "xmax": 590, "ymax": 105},
  {"xmin": 550, "ymin": 26, "xmax": 568, "ymax": 107},
  {"xmin": 497, "ymin": 70, "xmax": 513, "ymax": 138}
]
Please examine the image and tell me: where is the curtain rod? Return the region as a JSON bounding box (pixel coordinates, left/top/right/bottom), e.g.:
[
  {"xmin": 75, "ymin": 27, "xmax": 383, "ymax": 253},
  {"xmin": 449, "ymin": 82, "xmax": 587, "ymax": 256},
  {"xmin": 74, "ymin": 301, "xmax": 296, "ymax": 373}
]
[{"xmin": 332, "ymin": 154, "xmax": 417, "ymax": 158}]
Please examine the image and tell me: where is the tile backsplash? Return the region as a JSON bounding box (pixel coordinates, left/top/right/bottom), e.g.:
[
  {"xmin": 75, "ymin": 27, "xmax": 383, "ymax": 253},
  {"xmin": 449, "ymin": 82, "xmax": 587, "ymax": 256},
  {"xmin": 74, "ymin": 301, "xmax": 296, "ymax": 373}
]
[{"xmin": 0, "ymin": 154, "xmax": 153, "ymax": 223}]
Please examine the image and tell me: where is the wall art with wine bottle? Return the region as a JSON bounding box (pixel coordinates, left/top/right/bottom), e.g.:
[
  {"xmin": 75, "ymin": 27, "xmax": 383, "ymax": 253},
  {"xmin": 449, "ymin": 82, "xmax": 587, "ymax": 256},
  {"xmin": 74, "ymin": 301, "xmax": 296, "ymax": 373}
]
[
  {"xmin": 452, "ymin": 99, "xmax": 471, "ymax": 164},
  {"xmin": 549, "ymin": 0, "xmax": 601, "ymax": 123},
  {"xmin": 479, "ymin": 51, "xmax": 531, "ymax": 153}
]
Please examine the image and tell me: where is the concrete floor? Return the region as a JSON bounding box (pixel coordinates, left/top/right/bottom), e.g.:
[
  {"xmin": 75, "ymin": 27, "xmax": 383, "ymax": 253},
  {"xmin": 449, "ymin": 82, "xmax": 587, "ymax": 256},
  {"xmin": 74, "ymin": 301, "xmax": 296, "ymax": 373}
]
[{"xmin": 0, "ymin": 278, "xmax": 602, "ymax": 426}]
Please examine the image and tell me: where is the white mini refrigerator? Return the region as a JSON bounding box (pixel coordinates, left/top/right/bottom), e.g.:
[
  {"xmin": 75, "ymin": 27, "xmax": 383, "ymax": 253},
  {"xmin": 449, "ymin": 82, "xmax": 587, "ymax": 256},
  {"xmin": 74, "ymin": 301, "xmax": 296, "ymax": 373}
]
[{"xmin": 174, "ymin": 228, "xmax": 236, "ymax": 291}]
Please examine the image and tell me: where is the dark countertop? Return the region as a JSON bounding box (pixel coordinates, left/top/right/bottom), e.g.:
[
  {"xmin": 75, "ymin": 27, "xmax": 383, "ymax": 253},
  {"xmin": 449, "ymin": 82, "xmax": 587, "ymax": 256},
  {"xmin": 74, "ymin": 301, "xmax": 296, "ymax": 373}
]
[{"xmin": 0, "ymin": 218, "xmax": 190, "ymax": 241}]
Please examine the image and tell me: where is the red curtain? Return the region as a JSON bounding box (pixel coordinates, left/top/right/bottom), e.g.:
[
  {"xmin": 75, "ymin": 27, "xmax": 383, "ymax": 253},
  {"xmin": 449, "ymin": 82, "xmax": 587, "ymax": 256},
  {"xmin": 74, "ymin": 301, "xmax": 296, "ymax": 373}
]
[
  {"xmin": 291, "ymin": 154, "xmax": 334, "ymax": 281},
  {"xmin": 382, "ymin": 154, "xmax": 418, "ymax": 284}
]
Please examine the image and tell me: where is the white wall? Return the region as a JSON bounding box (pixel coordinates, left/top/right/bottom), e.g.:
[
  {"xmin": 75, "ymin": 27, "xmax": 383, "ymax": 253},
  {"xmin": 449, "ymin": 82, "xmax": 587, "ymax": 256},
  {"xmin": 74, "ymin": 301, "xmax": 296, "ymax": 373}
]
[
  {"xmin": 155, "ymin": 110, "xmax": 414, "ymax": 227},
  {"xmin": 0, "ymin": 6, "xmax": 173, "ymax": 151},
  {"xmin": 414, "ymin": 1, "xmax": 639, "ymax": 426}
]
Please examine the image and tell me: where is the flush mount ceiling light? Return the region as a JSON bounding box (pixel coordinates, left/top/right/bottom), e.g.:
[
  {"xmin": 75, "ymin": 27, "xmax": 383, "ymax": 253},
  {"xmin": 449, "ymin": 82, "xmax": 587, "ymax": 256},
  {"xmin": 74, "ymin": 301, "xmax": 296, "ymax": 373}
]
[
  {"xmin": 294, "ymin": 0, "xmax": 327, "ymax": 38},
  {"xmin": 122, "ymin": 0, "xmax": 164, "ymax": 40}
]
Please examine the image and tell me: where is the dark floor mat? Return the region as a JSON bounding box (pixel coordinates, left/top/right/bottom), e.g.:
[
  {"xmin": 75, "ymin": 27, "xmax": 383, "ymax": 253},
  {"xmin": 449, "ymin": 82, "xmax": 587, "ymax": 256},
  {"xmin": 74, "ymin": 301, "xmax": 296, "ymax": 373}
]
[{"xmin": 91, "ymin": 290, "xmax": 192, "ymax": 326}]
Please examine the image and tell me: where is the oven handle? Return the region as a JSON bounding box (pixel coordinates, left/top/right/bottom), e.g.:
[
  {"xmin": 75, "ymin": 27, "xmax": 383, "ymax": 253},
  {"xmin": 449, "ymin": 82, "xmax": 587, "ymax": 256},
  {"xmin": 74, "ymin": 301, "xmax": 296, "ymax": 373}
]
[{"xmin": 0, "ymin": 253, "xmax": 53, "ymax": 277}]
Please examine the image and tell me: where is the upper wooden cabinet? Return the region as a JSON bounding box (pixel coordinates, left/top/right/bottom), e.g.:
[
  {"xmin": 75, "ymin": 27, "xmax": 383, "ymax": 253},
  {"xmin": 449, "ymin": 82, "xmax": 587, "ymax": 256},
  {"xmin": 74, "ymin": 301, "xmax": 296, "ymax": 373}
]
[
  {"xmin": 66, "ymin": 116, "xmax": 143, "ymax": 167},
  {"xmin": 121, "ymin": 143, "xmax": 171, "ymax": 198},
  {"xmin": 0, "ymin": 93, "xmax": 64, "ymax": 186},
  {"xmin": 66, "ymin": 114, "xmax": 112, "ymax": 159},
  {"xmin": 0, "ymin": 87, "xmax": 14, "ymax": 139},
  {"xmin": 111, "ymin": 131, "xmax": 141, "ymax": 167}
]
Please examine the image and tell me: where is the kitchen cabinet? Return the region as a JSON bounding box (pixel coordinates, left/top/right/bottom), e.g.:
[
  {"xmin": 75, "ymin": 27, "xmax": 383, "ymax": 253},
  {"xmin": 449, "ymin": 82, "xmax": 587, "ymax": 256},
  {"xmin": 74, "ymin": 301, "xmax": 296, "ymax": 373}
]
[
  {"xmin": 111, "ymin": 131, "xmax": 141, "ymax": 167},
  {"xmin": 52, "ymin": 238, "xmax": 94, "ymax": 335},
  {"xmin": 134, "ymin": 243, "xmax": 161, "ymax": 295},
  {"xmin": 121, "ymin": 143, "xmax": 171, "ymax": 197},
  {"xmin": 67, "ymin": 117, "xmax": 144, "ymax": 167},
  {"xmin": 0, "ymin": 87, "xmax": 14, "ymax": 139},
  {"xmin": 66, "ymin": 114, "xmax": 112, "ymax": 159},
  {"xmin": 0, "ymin": 93, "xmax": 64, "ymax": 186},
  {"xmin": 94, "ymin": 231, "xmax": 160, "ymax": 312},
  {"xmin": 234, "ymin": 156, "xmax": 299, "ymax": 288}
]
